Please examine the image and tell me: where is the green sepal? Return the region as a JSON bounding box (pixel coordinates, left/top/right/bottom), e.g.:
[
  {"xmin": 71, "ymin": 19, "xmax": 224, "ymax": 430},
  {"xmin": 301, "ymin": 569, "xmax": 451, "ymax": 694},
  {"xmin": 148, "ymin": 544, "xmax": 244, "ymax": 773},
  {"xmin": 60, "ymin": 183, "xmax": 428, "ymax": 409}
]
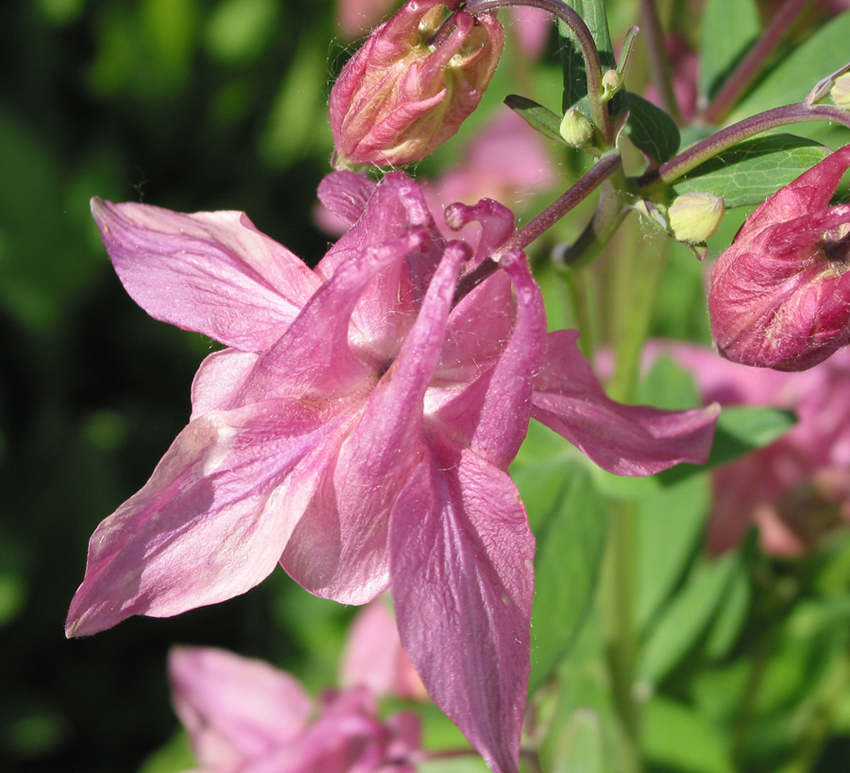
[{"xmin": 504, "ymin": 94, "xmax": 569, "ymax": 146}]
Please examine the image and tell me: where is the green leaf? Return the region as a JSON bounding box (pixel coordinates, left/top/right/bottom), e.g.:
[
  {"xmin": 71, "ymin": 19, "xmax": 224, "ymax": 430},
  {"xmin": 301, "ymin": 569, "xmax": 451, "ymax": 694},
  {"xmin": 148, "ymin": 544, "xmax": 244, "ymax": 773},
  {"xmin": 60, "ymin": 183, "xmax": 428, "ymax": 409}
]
[
  {"xmin": 636, "ymin": 474, "xmax": 711, "ymax": 632},
  {"xmin": 659, "ymin": 405, "xmax": 797, "ymax": 485},
  {"xmin": 699, "ymin": 0, "xmax": 759, "ymax": 100},
  {"xmin": 638, "ymin": 551, "xmax": 741, "ymax": 684},
  {"xmin": 623, "ymin": 92, "xmax": 681, "ymax": 166},
  {"xmin": 704, "ymin": 565, "xmax": 751, "ymax": 660},
  {"xmin": 733, "ymin": 11, "xmax": 850, "ymax": 119},
  {"xmin": 673, "ymin": 134, "xmax": 830, "ymax": 207},
  {"xmin": 643, "ymin": 696, "xmax": 735, "ymax": 773},
  {"xmin": 513, "ymin": 424, "xmax": 608, "ymax": 693},
  {"xmin": 559, "ymin": 0, "xmax": 625, "ymax": 120},
  {"xmin": 504, "ymin": 94, "xmax": 567, "ymax": 146}
]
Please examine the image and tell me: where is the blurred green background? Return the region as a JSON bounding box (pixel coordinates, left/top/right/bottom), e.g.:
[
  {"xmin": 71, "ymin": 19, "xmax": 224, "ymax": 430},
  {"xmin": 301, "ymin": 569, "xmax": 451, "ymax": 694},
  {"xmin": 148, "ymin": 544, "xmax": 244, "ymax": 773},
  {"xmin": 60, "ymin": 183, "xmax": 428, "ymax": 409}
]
[{"xmin": 0, "ymin": 1, "xmax": 363, "ymax": 770}]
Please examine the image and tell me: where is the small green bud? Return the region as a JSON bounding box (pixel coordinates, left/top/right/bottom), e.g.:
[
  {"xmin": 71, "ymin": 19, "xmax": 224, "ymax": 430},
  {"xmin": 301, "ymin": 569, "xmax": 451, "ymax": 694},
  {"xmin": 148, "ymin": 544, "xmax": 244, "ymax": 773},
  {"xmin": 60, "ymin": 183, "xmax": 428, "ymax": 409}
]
[
  {"xmin": 559, "ymin": 108, "xmax": 593, "ymax": 147},
  {"xmin": 668, "ymin": 192, "xmax": 725, "ymax": 244},
  {"xmin": 831, "ymin": 73, "xmax": 850, "ymax": 111},
  {"xmin": 601, "ymin": 69, "xmax": 620, "ymax": 101}
]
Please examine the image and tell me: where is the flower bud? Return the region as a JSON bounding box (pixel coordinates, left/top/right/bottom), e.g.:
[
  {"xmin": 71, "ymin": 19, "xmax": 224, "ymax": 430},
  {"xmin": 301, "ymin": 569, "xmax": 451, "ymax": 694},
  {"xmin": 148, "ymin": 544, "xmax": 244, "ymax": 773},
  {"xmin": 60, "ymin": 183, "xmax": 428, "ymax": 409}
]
[
  {"xmin": 559, "ymin": 108, "xmax": 593, "ymax": 147},
  {"xmin": 831, "ymin": 73, "xmax": 850, "ymax": 110},
  {"xmin": 668, "ymin": 192, "xmax": 725, "ymax": 244},
  {"xmin": 329, "ymin": 0, "xmax": 504, "ymax": 168},
  {"xmin": 709, "ymin": 145, "xmax": 850, "ymax": 371}
]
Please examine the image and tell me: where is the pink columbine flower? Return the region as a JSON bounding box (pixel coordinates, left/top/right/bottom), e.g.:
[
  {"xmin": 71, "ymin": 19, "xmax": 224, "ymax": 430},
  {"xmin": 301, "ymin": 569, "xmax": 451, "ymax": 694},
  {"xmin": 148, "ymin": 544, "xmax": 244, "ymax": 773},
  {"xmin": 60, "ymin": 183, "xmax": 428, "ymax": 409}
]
[
  {"xmin": 67, "ymin": 171, "xmax": 716, "ymax": 773},
  {"xmin": 709, "ymin": 145, "xmax": 850, "ymax": 371},
  {"xmin": 169, "ymin": 646, "xmax": 421, "ymax": 772},
  {"xmin": 329, "ymin": 0, "xmax": 504, "ymax": 167},
  {"xmin": 655, "ymin": 342, "xmax": 850, "ymax": 557}
]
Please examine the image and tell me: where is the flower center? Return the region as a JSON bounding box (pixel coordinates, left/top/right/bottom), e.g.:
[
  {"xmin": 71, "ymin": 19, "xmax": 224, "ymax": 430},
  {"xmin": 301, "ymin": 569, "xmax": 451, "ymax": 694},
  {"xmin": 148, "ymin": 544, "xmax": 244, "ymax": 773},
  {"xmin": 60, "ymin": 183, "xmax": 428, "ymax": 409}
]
[{"xmin": 821, "ymin": 229, "xmax": 850, "ymax": 264}]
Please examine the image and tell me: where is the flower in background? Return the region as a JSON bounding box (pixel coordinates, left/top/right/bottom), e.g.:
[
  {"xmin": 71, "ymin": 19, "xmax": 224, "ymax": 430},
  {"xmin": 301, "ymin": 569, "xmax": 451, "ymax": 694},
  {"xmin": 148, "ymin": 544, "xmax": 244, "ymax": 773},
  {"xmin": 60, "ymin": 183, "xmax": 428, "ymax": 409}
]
[
  {"xmin": 169, "ymin": 646, "xmax": 421, "ymax": 772},
  {"xmin": 422, "ymin": 107, "xmax": 555, "ymax": 226},
  {"xmin": 709, "ymin": 145, "xmax": 850, "ymax": 371},
  {"xmin": 645, "ymin": 34, "xmax": 700, "ymax": 123},
  {"xmin": 655, "ymin": 343, "xmax": 850, "ymax": 556},
  {"xmin": 68, "ymin": 170, "xmax": 716, "ymax": 773},
  {"xmin": 337, "ymin": 0, "xmax": 398, "ymax": 39},
  {"xmin": 508, "ymin": 6, "xmax": 552, "ymax": 59},
  {"xmin": 329, "ymin": 0, "xmax": 504, "ymax": 167},
  {"xmin": 341, "ymin": 599, "xmax": 427, "ymax": 702}
]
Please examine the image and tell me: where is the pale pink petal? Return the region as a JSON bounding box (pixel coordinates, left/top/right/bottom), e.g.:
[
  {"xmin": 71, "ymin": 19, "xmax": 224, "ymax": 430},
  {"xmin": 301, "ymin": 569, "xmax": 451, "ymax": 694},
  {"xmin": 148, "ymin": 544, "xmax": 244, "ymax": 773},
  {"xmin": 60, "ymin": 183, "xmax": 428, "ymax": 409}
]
[
  {"xmin": 317, "ymin": 170, "xmax": 378, "ymax": 227},
  {"xmin": 234, "ymin": 234, "xmax": 422, "ymax": 406},
  {"xmin": 66, "ymin": 399, "xmax": 351, "ymax": 637},
  {"xmin": 390, "ymin": 449, "xmax": 533, "ymax": 773},
  {"xmin": 190, "ymin": 348, "xmax": 260, "ymax": 420},
  {"xmin": 169, "ymin": 647, "xmax": 312, "ymax": 768},
  {"xmin": 532, "ymin": 330, "xmax": 719, "ymax": 475},
  {"xmin": 91, "ymin": 199, "xmax": 319, "ymax": 351},
  {"xmin": 281, "ymin": 242, "xmax": 470, "ymax": 603},
  {"xmin": 319, "ymin": 174, "xmax": 446, "ymax": 363}
]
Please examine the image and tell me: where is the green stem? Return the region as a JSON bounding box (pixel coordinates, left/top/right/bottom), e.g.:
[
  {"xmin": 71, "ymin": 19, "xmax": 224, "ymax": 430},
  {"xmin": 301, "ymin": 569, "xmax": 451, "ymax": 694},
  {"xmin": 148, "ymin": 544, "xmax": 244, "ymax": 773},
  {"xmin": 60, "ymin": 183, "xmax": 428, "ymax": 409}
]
[{"xmin": 601, "ymin": 500, "xmax": 643, "ymax": 773}]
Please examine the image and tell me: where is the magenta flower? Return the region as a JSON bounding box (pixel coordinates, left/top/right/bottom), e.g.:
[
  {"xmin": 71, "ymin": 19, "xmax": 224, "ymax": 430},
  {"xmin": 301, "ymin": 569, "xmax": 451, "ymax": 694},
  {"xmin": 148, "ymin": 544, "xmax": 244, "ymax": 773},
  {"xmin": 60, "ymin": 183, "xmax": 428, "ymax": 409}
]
[
  {"xmin": 709, "ymin": 145, "xmax": 850, "ymax": 371},
  {"xmin": 169, "ymin": 646, "xmax": 421, "ymax": 772},
  {"xmin": 68, "ymin": 171, "xmax": 716, "ymax": 773},
  {"xmin": 329, "ymin": 0, "xmax": 504, "ymax": 167},
  {"xmin": 652, "ymin": 342, "xmax": 850, "ymax": 556}
]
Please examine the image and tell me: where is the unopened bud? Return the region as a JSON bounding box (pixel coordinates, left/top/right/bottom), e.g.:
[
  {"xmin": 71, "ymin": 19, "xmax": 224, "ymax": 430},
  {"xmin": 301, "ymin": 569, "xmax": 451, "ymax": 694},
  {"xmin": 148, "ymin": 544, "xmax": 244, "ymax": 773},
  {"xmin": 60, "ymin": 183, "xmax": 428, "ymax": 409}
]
[
  {"xmin": 601, "ymin": 68, "xmax": 620, "ymax": 101},
  {"xmin": 831, "ymin": 73, "xmax": 850, "ymax": 110},
  {"xmin": 329, "ymin": 1, "xmax": 504, "ymax": 168},
  {"xmin": 668, "ymin": 192, "xmax": 725, "ymax": 244},
  {"xmin": 559, "ymin": 108, "xmax": 594, "ymax": 147},
  {"xmin": 709, "ymin": 145, "xmax": 850, "ymax": 371}
]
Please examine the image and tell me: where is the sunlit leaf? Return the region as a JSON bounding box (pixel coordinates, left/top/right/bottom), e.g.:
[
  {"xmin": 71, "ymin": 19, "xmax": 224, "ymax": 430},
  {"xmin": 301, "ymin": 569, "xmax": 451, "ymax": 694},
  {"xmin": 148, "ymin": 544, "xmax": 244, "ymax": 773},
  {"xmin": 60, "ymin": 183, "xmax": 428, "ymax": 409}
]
[{"xmin": 673, "ymin": 134, "xmax": 830, "ymax": 208}]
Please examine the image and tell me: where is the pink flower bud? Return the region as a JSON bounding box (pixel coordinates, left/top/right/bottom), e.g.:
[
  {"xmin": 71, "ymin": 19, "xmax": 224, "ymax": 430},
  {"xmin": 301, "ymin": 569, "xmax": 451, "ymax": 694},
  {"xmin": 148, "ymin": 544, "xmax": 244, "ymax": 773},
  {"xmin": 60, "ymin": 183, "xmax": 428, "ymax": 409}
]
[
  {"xmin": 709, "ymin": 145, "xmax": 850, "ymax": 371},
  {"xmin": 329, "ymin": 0, "xmax": 504, "ymax": 167}
]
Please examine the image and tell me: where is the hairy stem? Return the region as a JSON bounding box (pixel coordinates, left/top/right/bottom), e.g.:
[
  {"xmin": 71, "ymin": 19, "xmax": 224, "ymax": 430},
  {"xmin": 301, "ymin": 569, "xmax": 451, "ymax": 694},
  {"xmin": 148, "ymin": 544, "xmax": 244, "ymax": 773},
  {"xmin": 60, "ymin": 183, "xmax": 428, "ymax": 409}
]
[
  {"xmin": 638, "ymin": 102, "xmax": 850, "ymax": 188},
  {"xmin": 453, "ymin": 153, "xmax": 623, "ymax": 303}
]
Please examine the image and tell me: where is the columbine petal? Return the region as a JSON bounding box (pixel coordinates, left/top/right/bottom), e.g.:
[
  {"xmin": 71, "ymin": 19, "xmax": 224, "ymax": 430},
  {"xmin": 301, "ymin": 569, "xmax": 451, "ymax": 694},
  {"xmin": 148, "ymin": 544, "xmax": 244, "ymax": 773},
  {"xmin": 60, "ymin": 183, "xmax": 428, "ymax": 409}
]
[
  {"xmin": 390, "ymin": 449, "xmax": 533, "ymax": 773},
  {"xmin": 437, "ymin": 250, "xmax": 546, "ymax": 467},
  {"xmin": 317, "ymin": 170, "xmax": 378, "ymax": 228},
  {"xmin": 66, "ymin": 399, "xmax": 350, "ymax": 637},
  {"xmin": 169, "ymin": 646, "xmax": 313, "ymax": 768},
  {"xmin": 91, "ymin": 199, "xmax": 319, "ymax": 351},
  {"xmin": 280, "ymin": 242, "xmax": 470, "ymax": 603},
  {"xmin": 234, "ymin": 235, "xmax": 422, "ymax": 407},
  {"xmin": 532, "ymin": 330, "xmax": 718, "ymax": 475}
]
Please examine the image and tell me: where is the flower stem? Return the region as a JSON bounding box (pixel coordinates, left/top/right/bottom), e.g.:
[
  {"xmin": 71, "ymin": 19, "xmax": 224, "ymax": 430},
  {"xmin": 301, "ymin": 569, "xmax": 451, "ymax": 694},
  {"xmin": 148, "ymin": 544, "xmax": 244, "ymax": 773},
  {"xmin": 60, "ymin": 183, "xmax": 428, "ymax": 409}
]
[
  {"xmin": 465, "ymin": 0, "xmax": 612, "ymax": 143},
  {"xmin": 638, "ymin": 102, "xmax": 850, "ymax": 188},
  {"xmin": 453, "ymin": 153, "xmax": 623, "ymax": 303},
  {"xmin": 638, "ymin": 0, "xmax": 681, "ymax": 123},
  {"xmin": 701, "ymin": 0, "xmax": 812, "ymax": 125}
]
